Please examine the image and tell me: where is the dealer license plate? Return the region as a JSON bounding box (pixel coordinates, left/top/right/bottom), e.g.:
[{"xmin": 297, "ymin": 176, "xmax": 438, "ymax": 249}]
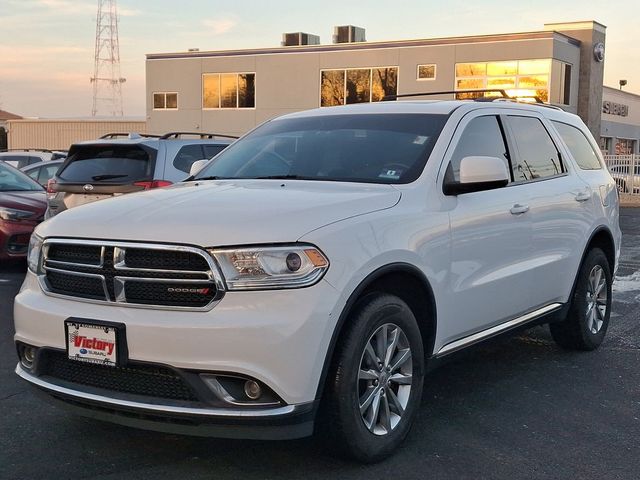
[{"xmin": 66, "ymin": 320, "xmax": 118, "ymax": 366}]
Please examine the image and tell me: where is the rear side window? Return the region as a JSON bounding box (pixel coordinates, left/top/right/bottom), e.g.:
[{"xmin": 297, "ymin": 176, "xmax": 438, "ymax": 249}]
[
  {"xmin": 1, "ymin": 155, "xmax": 25, "ymax": 168},
  {"xmin": 508, "ymin": 116, "xmax": 563, "ymax": 181},
  {"xmin": 203, "ymin": 144, "xmax": 226, "ymax": 159},
  {"xmin": 26, "ymin": 167, "xmax": 40, "ymax": 180},
  {"xmin": 39, "ymin": 163, "xmax": 61, "ymax": 184},
  {"xmin": 448, "ymin": 115, "xmax": 510, "ymax": 182},
  {"xmin": 173, "ymin": 144, "xmax": 228, "ymax": 173},
  {"xmin": 552, "ymin": 121, "xmax": 602, "ymax": 170},
  {"xmin": 58, "ymin": 145, "xmax": 155, "ymax": 183}
]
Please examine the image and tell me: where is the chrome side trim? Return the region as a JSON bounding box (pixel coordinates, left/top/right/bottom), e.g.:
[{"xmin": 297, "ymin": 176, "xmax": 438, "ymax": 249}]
[
  {"xmin": 16, "ymin": 364, "xmax": 305, "ymax": 418},
  {"xmin": 435, "ymin": 303, "xmax": 562, "ymax": 357}
]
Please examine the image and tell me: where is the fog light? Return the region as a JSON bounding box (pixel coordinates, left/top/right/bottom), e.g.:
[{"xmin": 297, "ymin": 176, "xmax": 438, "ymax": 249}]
[
  {"xmin": 21, "ymin": 346, "xmax": 36, "ymax": 370},
  {"xmin": 244, "ymin": 380, "xmax": 262, "ymax": 400}
]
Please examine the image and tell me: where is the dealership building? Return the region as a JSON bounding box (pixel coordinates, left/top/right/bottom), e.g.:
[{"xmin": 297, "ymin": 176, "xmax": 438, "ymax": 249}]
[{"xmin": 146, "ymin": 20, "xmax": 639, "ymax": 155}]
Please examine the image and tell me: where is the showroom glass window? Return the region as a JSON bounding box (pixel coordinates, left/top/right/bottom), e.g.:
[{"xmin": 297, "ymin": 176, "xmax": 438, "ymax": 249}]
[
  {"xmin": 321, "ymin": 67, "xmax": 398, "ymax": 107},
  {"xmin": 455, "ymin": 59, "xmax": 551, "ymax": 102},
  {"xmin": 203, "ymin": 73, "xmax": 255, "ymax": 109}
]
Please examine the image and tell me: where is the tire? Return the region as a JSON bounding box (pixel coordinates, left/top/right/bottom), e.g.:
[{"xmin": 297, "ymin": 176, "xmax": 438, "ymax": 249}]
[
  {"xmin": 320, "ymin": 293, "xmax": 425, "ymax": 463},
  {"xmin": 550, "ymin": 248, "xmax": 612, "ymax": 351}
]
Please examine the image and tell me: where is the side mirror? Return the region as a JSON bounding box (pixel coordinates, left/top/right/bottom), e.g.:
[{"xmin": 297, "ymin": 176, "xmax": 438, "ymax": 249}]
[
  {"xmin": 189, "ymin": 159, "xmax": 209, "ymax": 177},
  {"xmin": 444, "ymin": 156, "xmax": 510, "ymax": 195}
]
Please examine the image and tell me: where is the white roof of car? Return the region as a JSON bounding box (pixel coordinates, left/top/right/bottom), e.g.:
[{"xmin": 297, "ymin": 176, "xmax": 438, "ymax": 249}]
[{"xmin": 276, "ymin": 100, "xmax": 582, "ymax": 126}]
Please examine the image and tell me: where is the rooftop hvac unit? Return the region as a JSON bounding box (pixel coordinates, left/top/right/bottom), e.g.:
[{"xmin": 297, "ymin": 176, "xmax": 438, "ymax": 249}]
[
  {"xmin": 332, "ymin": 25, "xmax": 366, "ymax": 44},
  {"xmin": 281, "ymin": 32, "xmax": 321, "ymax": 46}
]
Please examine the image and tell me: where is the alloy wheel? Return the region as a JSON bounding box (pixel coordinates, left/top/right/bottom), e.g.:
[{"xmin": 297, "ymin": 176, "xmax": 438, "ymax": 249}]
[
  {"xmin": 586, "ymin": 265, "xmax": 608, "ymax": 334},
  {"xmin": 357, "ymin": 323, "xmax": 413, "ymax": 436}
]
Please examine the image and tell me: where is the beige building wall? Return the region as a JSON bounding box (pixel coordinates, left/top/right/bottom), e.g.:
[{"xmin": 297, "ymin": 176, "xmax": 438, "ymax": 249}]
[
  {"xmin": 6, "ymin": 119, "xmax": 146, "ymax": 150},
  {"xmin": 146, "ymin": 32, "xmax": 582, "ymax": 137}
]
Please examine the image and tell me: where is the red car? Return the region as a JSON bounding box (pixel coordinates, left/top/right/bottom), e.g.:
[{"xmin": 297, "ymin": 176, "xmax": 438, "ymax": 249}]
[{"xmin": 0, "ymin": 161, "xmax": 46, "ymax": 261}]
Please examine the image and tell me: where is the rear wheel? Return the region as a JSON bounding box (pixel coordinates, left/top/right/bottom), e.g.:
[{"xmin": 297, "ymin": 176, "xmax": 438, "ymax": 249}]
[
  {"xmin": 550, "ymin": 248, "xmax": 612, "ymax": 351},
  {"xmin": 321, "ymin": 293, "xmax": 425, "ymax": 463}
]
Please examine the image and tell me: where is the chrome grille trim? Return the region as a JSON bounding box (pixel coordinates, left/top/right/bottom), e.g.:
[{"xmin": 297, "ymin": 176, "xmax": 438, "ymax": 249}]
[{"xmin": 39, "ymin": 238, "xmax": 226, "ymax": 311}]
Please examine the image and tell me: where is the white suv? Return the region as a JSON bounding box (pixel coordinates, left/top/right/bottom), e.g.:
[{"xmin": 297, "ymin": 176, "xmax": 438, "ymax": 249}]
[{"xmin": 15, "ymin": 100, "xmax": 620, "ymax": 462}]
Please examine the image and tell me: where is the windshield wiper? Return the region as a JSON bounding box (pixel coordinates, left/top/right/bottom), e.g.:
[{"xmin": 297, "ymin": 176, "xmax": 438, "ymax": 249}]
[
  {"xmin": 253, "ymin": 175, "xmax": 313, "ymax": 180},
  {"xmin": 91, "ymin": 174, "xmax": 128, "ymax": 181},
  {"xmin": 193, "ymin": 176, "xmax": 229, "ymax": 181}
]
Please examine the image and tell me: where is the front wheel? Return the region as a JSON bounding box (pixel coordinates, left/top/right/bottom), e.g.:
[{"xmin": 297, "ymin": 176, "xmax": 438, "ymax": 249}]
[
  {"xmin": 321, "ymin": 293, "xmax": 425, "ymax": 463},
  {"xmin": 550, "ymin": 248, "xmax": 612, "ymax": 351}
]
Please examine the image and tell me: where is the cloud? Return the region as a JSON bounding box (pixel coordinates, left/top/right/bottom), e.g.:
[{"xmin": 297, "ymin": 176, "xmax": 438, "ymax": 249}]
[
  {"xmin": 33, "ymin": 0, "xmax": 139, "ymax": 16},
  {"xmin": 202, "ymin": 18, "xmax": 238, "ymax": 35}
]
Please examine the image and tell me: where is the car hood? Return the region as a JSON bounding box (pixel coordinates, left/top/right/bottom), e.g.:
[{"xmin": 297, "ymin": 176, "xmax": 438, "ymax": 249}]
[
  {"xmin": 0, "ymin": 191, "xmax": 47, "ymax": 216},
  {"xmin": 37, "ymin": 180, "xmax": 401, "ymax": 245}
]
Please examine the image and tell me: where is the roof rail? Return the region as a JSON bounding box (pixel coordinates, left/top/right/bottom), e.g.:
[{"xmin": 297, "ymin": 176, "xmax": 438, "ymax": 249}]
[
  {"xmin": 382, "ymin": 89, "xmax": 564, "ymax": 110},
  {"xmin": 98, "ymin": 133, "xmax": 161, "ymax": 139},
  {"xmin": 159, "ymin": 132, "xmax": 239, "ymax": 140},
  {"xmin": 0, "ymin": 148, "xmax": 53, "ymax": 153},
  {"xmin": 382, "ymin": 89, "xmax": 510, "ymax": 101},
  {"xmin": 492, "ymin": 97, "xmax": 564, "ymax": 111}
]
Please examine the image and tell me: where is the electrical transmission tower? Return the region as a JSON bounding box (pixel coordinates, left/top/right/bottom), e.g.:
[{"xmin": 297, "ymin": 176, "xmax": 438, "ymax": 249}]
[{"xmin": 90, "ymin": 0, "xmax": 126, "ymax": 116}]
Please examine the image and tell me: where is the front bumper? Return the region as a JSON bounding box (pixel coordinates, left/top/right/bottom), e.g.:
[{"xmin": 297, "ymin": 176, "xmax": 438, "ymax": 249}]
[
  {"xmin": 14, "ymin": 270, "xmax": 343, "ymax": 437},
  {"xmin": 16, "ymin": 364, "xmax": 315, "ymax": 439}
]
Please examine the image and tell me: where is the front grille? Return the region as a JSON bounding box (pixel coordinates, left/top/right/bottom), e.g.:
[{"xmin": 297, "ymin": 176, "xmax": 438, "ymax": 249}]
[
  {"xmin": 41, "ymin": 240, "xmax": 223, "ymax": 309},
  {"xmin": 39, "ymin": 350, "xmax": 198, "ymax": 402},
  {"xmin": 46, "ymin": 270, "xmax": 105, "ymax": 299},
  {"xmin": 47, "ymin": 244, "xmax": 102, "ymax": 265}
]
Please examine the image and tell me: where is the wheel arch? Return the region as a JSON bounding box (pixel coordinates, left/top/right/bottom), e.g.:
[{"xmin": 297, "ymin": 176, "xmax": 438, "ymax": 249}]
[
  {"xmin": 565, "ymin": 226, "xmax": 616, "ymax": 306},
  {"xmin": 314, "ymin": 263, "xmax": 437, "ymax": 401}
]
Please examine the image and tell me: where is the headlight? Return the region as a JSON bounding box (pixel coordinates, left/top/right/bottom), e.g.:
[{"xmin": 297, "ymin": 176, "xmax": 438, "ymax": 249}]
[
  {"xmin": 27, "ymin": 234, "xmax": 44, "ymax": 273},
  {"xmin": 209, "ymin": 245, "xmax": 329, "ymax": 290},
  {"xmin": 0, "ymin": 207, "xmax": 34, "ymax": 222}
]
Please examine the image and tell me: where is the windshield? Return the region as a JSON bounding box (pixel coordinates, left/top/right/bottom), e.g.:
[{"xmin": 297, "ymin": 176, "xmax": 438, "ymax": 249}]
[
  {"xmin": 194, "ymin": 114, "xmax": 447, "ymax": 184},
  {"xmin": 58, "ymin": 144, "xmax": 155, "ymax": 183},
  {"xmin": 0, "ymin": 162, "xmax": 44, "ymax": 192}
]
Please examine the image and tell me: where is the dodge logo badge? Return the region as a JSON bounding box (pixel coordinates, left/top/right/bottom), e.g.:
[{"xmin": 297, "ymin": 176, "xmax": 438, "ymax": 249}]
[{"xmin": 83, "ymin": 184, "xmax": 94, "ymax": 192}]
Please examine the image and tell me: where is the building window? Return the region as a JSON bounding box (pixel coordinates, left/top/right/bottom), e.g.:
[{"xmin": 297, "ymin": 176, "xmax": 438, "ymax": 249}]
[
  {"xmin": 615, "ymin": 138, "xmax": 636, "ymax": 155},
  {"xmin": 203, "ymin": 73, "xmax": 255, "ymax": 109},
  {"xmin": 599, "ymin": 137, "xmax": 612, "ymax": 155},
  {"xmin": 153, "ymin": 92, "xmax": 178, "ymax": 110},
  {"xmin": 320, "ymin": 67, "xmax": 398, "ymax": 107},
  {"xmin": 417, "ymin": 64, "xmax": 436, "ymax": 80},
  {"xmin": 455, "ymin": 59, "xmax": 550, "ymax": 101}
]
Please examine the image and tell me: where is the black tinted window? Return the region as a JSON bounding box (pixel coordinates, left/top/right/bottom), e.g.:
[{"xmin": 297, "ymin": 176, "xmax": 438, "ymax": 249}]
[
  {"xmin": 552, "ymin": 121, "xmax": 602, "ymax": 170},
  {"xmin": 449, "ymin": 116, "xmax": 509, "ymax": 182},
  {"xmin": 508, "ymin": 116, "xmax": 563, "ymax": 181},
  {"xmin": 0, "ymin": 162, "xmax": 43, "ymax": 191},
  {"xmin": 59, "ymin": 145, "xmax": 154, "ymax": 183},
  {"xmin": 174, "ymin": 145, "xmax": 206, "ymax": 173},
  {"xmin": 203, "ymin": 145, "xmax": 226, "ymax": 159},
  {"xmin": 195, "ymin": 114, "xmax": 447, "ymax": 184}
]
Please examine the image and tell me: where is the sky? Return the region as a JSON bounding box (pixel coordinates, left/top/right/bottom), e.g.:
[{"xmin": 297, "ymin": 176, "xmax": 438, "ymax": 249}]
[{"xmin": 1, "ymin": 0, "xmax": 639, "ymax": 118}]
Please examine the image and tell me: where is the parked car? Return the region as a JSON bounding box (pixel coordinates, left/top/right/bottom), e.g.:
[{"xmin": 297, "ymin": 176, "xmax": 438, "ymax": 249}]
[
  {"xmin": 0, "ymin": 149, "xmax": 66, "ymax": 169},
  {"xmin": 46, "ymin": 132, "xmax": 234, "ymax": 217},
  {"xmin": 0, "ymin": 162, "xmax": 46, "ymax": 261},
  {"xmin": 21, "ymin": 159, "xmax": 64, "ymax": 187},
  {"xmin": 15, "ymin": 99, "xmax": 620, "ymax": 462}
]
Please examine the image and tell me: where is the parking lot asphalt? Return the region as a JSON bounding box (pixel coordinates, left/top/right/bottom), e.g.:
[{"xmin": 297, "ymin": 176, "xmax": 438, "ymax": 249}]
[{"xmin": 1, "ymin": 210, "xmax": 639, "ymax": 480}]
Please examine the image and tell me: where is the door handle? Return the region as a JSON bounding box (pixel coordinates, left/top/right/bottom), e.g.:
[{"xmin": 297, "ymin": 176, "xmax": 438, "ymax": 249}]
[
  {"xmin": 510, "ymin": 203, "xmax": 529, "ymax": 215},
  {"xmin": 575, "ymin": 190, "xmax": 591, "ymax": 202}
]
